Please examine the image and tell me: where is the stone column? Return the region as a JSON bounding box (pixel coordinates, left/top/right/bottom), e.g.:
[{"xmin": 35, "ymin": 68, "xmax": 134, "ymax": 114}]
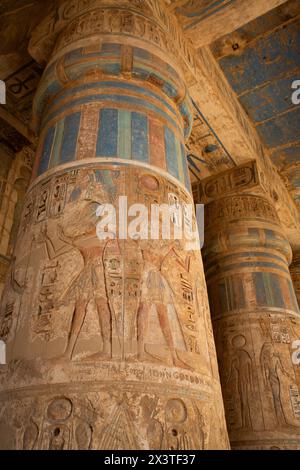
[
  {"xmin": 0, "ymin": 144, "xmax": 13, "ymax": 297},
  {"xmin": 0, "ymin": 145, "xmax": 34, "ymax": 297},
  {"xmin": 0, "ymin": 0, "xmax": 228, "ymax": 450},
  {"xmin": 290, "ymin": 254, "xmax": 300, "ymax": 310},
  {"xmin": 200, "ymin": 165, "xmax": 300, "ymax": 449}
]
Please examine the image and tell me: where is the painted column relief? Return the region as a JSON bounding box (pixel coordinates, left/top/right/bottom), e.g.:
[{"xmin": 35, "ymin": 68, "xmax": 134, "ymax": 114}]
[
  {"xmin": 203, "ymin": 192, "xmax": 300, "ymax": 449},
  {"xmin": 290, "ymin": 254, "xmax": 300, "ymax": 311},
  {"xmin": 0, "ymin": 0, "xmax": 229, "ymax": 450},
  {"xmin": 0, "ymin": 146, "xmax": 34, "ymax": 297}
]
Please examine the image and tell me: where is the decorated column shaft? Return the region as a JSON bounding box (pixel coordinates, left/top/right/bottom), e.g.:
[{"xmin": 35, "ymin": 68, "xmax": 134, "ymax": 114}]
[
  {"xmin": 0, "ymin": 0, "xmax": 228, "ymax": 450},
  {"xmin": 200, "ymin": 165, "xmax": 300, "ymax": 449},
  {"xmin": 290, "ymin": 254, "xmax": 300, "ymax": 310}
]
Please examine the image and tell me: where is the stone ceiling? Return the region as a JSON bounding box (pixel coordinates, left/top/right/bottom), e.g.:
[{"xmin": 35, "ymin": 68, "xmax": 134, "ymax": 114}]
[
  {"xmin": 168, "ymin": 0, "xmax": 300, "ymax": 218},
  {"xmin": 211, "ymin": 0, "xmax": 300, "ymax": 209},
  {"xmin": 169, "ymin": 0, "xmax": 237, "ymax": 30},
  {"xmin": 0, "ymin": 0, "xmax": 299, "ymax": 245}
]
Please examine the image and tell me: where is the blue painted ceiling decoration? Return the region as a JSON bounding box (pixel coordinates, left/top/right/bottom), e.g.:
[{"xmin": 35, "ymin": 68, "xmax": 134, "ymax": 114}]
[
  {"xmin": 210, "ymin": 0, "xmax": 300, "ymax": 207},
  {"xmin": 174, "ymin": 0, "xmax": 233, "ymax": 30},
  {"xmin": 187, "ymin": 106, "xmax": 236, "ymax": 184}
]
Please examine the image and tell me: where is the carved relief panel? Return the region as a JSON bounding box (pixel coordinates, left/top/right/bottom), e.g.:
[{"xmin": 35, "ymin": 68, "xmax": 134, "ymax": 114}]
[
  {"xmin": 2, "ymin": 163, "xmax": 212, "ymax": 378},
  {"xmin": 0, "ymin": 389, "xmax": 226, "ymax": 450}
]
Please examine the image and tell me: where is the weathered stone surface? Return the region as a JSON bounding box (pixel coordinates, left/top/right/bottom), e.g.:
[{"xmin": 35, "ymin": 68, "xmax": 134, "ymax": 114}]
[
  {"xmin": 200, "ymin": 189, "xmax": 300, "ymax": 450},
  {"xmin": 192, "ymin": 160, "xmax": 260, "ymax": 204},
  {"xmin": 0, "ymin": 0, "xmax": 229, "ymax": 450},
  {"xmin": 290, "ymin": 254, "xmax": 300, "ymax": 311},
  {"xmin": 1, "ymin": 0, "xmax": 299, "ymax": 452}
]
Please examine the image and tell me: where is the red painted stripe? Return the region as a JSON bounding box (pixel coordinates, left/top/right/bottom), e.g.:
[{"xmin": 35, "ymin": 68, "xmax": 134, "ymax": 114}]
[
  {"xmin": 149, "ymin": 118, "xmax": 166, "ymax": 170},
  {"xmin": 76, "ymin": 104, "xmax": 99, "ymax": 160},
  {"xmin": 282, "ymin": 275, "xmax": 296, "ymax": 311}
]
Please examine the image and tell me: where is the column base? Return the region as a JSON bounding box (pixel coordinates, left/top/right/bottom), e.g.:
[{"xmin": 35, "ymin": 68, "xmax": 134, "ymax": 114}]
[{"xmin": 0, "ymin": 359, "xmax": 228, "ymax": 450}]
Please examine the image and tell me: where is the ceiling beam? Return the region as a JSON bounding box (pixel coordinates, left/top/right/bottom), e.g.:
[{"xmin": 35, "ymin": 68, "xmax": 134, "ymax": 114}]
[
  {"xmin": 177, "ymin": 0, "xmax": 288, "ymax": 47},
  {"xmin": 0, "ymin": 106, "xmax": 36, "ymax": 144}
]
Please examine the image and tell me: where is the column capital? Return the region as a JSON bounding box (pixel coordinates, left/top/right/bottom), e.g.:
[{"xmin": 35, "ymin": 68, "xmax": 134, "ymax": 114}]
[
  {"xmin": 290, "ymin": 251, "xmax": 300, "ymax": 311},
  {"xmin": 28, "ymin": 0, "xmax": 168, "ymax": 66},
  {"xmin": 30, "ymin": 1, "xmax": 194, "ymax": 139},
  {"xmin": 193, "ymin": 161, "xmax": 296, "ymax": 265},
  {"xmin": 202, "ymin": 192, "xmax": 293, "ymax": 266},
  {"xmin": 291, "ymin": 252, "xmax": 300, "ymax": 269},
  {"xmin": 205, "ymin": 193, "xmax": 280, "ymax": 227},
  {"xmin": 16, "ymin": 146, "xmax": 35, "ymax": 171}
]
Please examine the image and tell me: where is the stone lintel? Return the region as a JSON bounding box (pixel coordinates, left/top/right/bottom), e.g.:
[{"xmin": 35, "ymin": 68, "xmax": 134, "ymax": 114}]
[{"xmin": 192, "ymin": 160, "xmax": 261, "ymax": 204}]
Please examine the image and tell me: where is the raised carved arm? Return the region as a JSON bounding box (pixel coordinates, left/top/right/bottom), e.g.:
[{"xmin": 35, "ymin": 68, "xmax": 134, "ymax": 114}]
[{"xmin": 39, "ymin": 223, "xmax": 73, "ymax": 260}]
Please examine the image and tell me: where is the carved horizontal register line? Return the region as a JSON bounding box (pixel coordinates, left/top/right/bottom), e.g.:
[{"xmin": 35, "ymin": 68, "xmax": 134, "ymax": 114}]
[
  {"xmin": 28, "ymin": 158, "xmax": 192, "ymax": 196},
  {"xmin": 41, "ymin": 83, "xmax": 182, "ymax": 127},
  {"xmin": 211, "ymin": 307, "xmax": 300, "ymax": 321},
  {"xmin": 40, "ymin": 98, "xmax": 184, "ymax": 142},
  {"xmin": 0, "ymin": 379, "xmax": 215, "ymax": 401}
]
